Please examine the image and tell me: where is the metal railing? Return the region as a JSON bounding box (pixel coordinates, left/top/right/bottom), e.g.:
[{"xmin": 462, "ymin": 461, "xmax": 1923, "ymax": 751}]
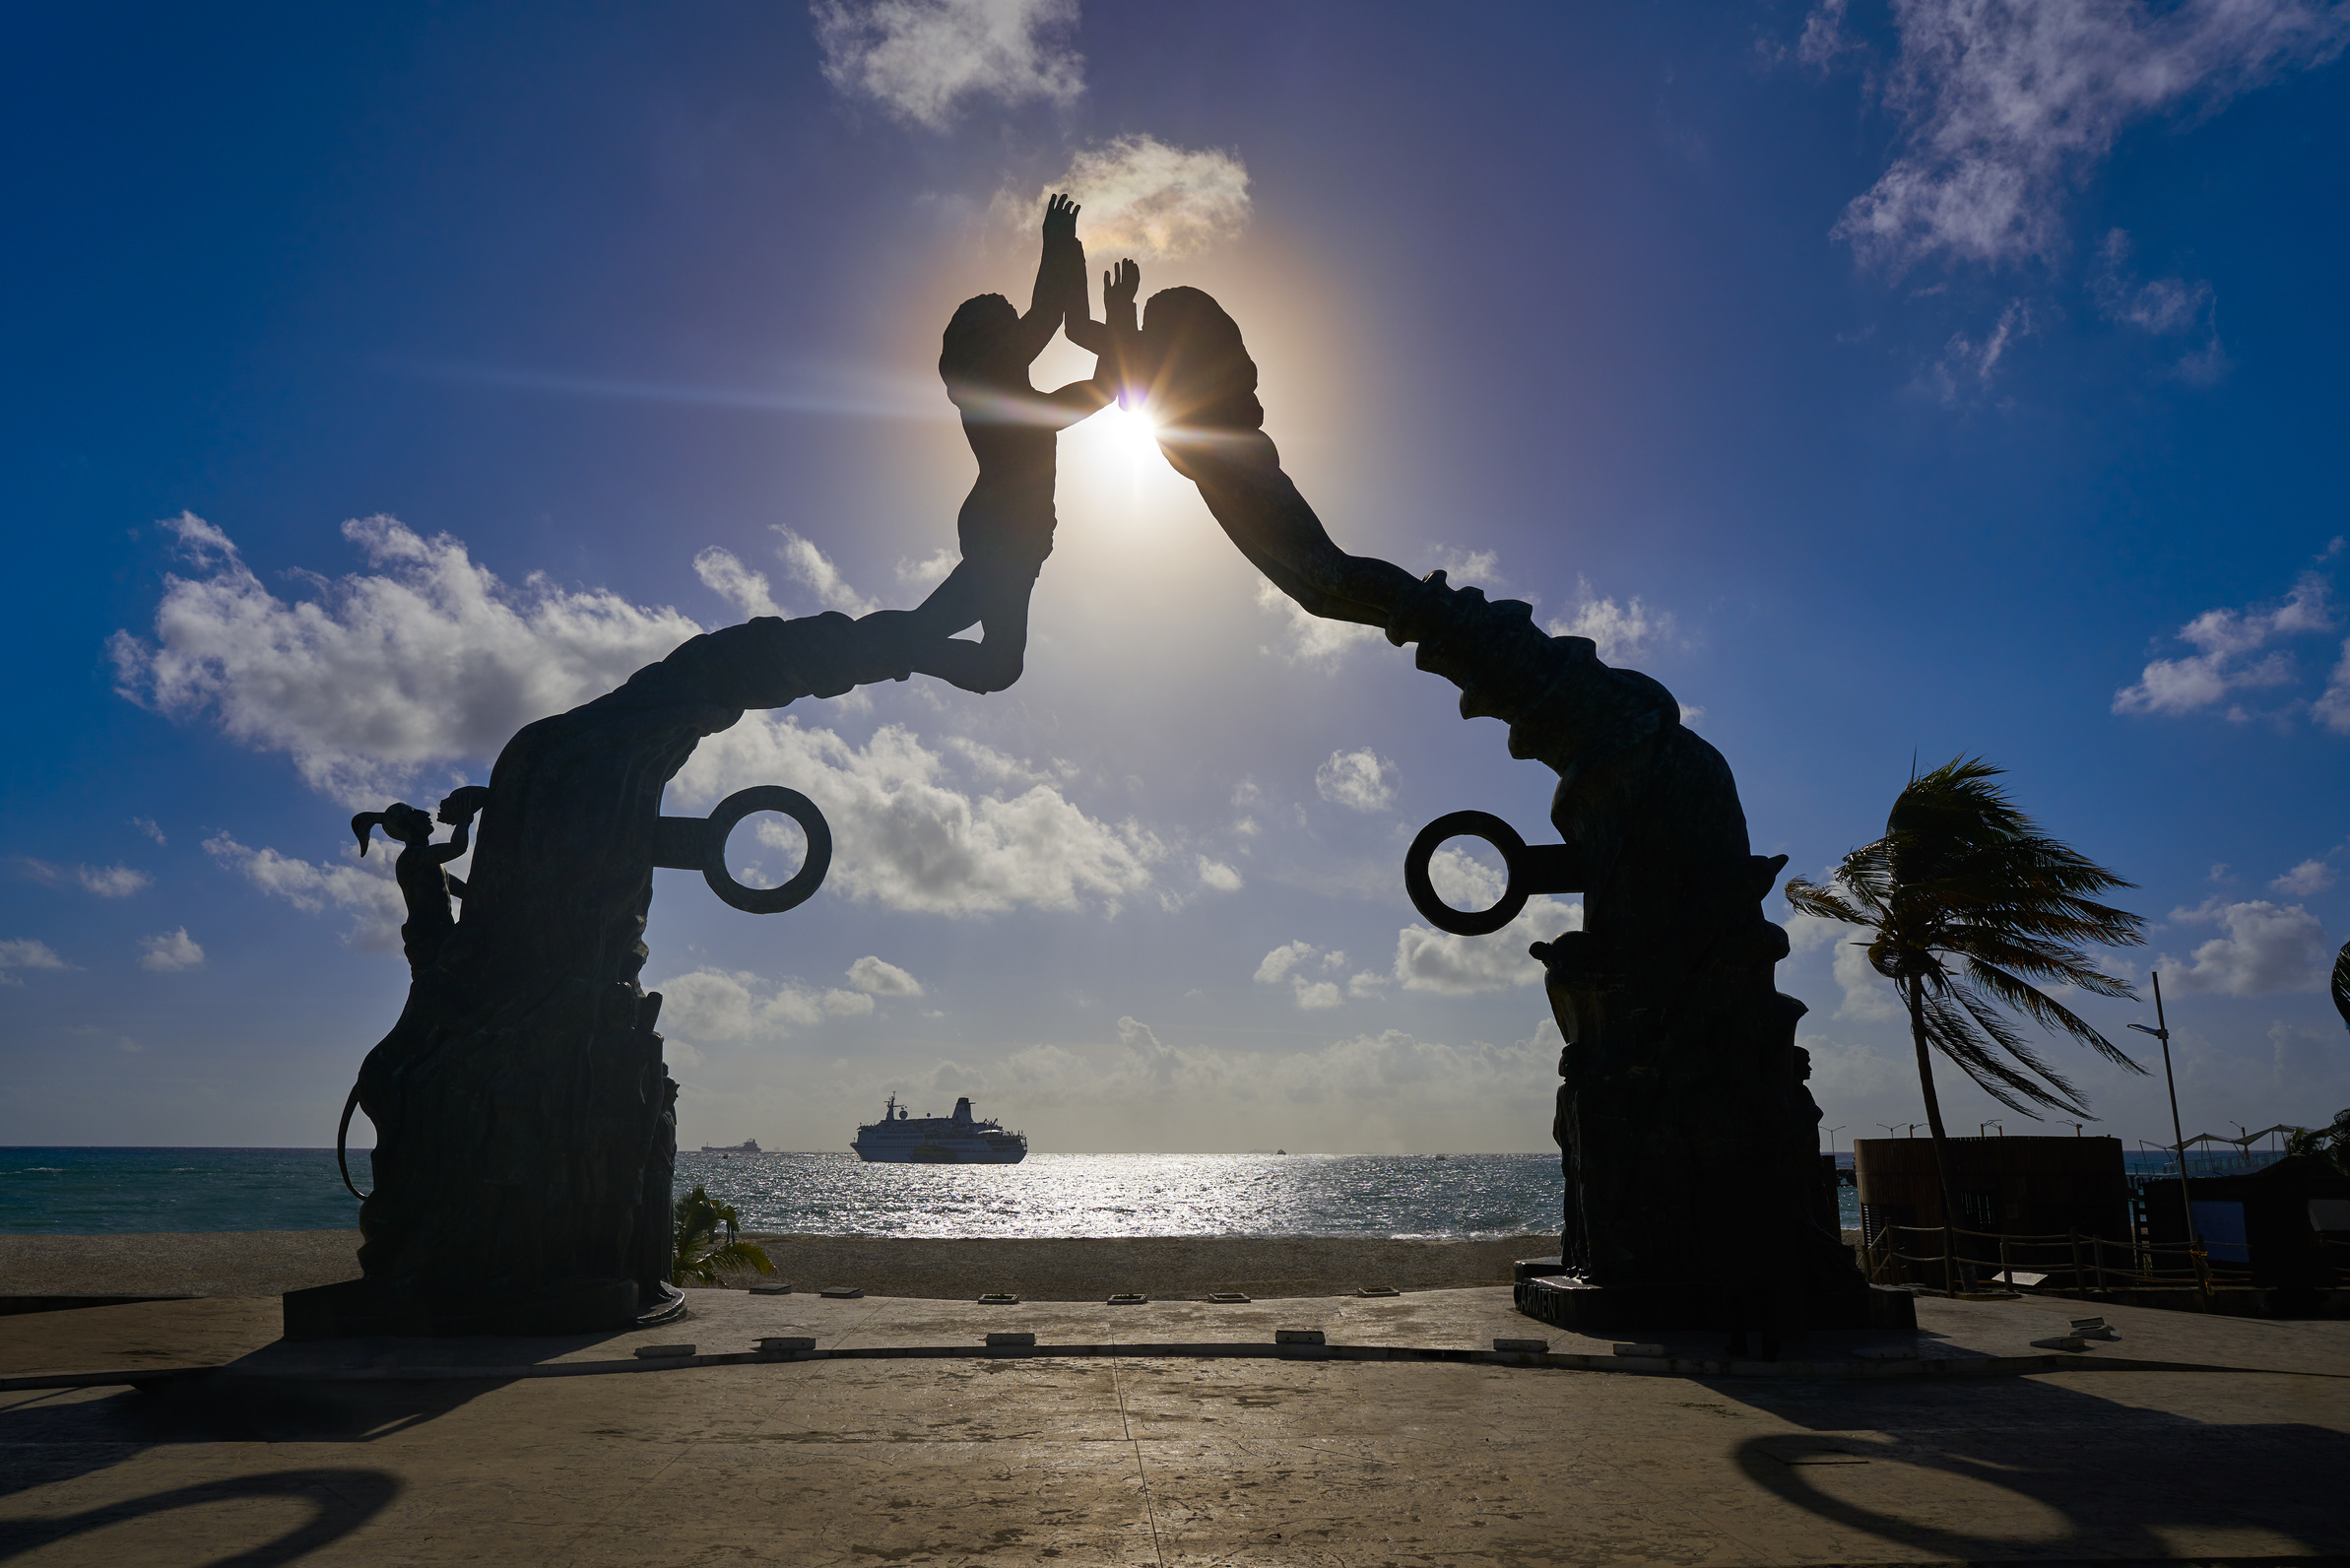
[{"xmin": 1860, "ymin": 1221, "xmax": 2251, "ymax": 1293}]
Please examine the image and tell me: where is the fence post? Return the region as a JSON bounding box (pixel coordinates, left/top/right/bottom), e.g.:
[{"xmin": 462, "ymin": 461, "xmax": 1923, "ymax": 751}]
[
  {"xmin": 2069, "ymin": 1230, "xmax": 2084, "ymax": 1294},
  {"xmin": 2092, "ymin": 1233, "xmax": 2104, "ymax": 1289},
  {"xmin": 1999, "ymin": 1236, "xmax": 2012, "ymax": 1290}
]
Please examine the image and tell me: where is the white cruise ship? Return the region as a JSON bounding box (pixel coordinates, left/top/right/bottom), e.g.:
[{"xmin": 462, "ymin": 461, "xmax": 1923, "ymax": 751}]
[{"xmin": 851, "ymin": 1095, "xmax": 1028, "ymax": 1164}]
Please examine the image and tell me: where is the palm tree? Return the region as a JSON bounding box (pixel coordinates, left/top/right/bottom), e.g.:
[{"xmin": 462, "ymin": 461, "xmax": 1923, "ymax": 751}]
[
  {"xmin": 671, "ymin": 1182, "xmax": 776, "ymax": 1286},
  {"xmin": 1785, "ymin": 757, "xmax": 2148, "ymax": 1292}
]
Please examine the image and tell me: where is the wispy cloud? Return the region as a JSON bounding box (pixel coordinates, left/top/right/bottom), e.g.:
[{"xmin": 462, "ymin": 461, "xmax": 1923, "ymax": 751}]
[
  {"xmin": 2092, "ymin": 229, "xmax": 2228, "ymax": 381},
  {"xmin": 1254, "ymin": 580, "xmax": 1381, "ymax": 668},
  {"xmin": 17, "ymin": 860, "xmax": 152, "ymax": 898},
  {"xmin": 2114, "ymin": 569, "xmax": 2338, "ymax": 724},
  {"xmin": 0, "ymin": 938, "xmax": 69, "ymax": 984},
  {"xmin": 1390, "ymin": 847, "xmax": 1581, "ymax": 996},
  {"xmin": 813, "ymin": 0, "xmax": 1082, "ymax": 129},
  {"xmin": 1825, "ymin": 0, "xmax": 2349, "ymax": 273},
  {"xmin": 205, "ymin": 834, "xmax": 406, "ymax": 949},
  {"xmin": 1025, "ymin": 134, "xmax": 1252, "ymax": 260}
]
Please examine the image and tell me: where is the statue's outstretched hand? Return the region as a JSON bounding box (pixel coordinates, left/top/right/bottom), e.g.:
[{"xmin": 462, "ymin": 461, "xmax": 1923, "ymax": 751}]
[{"xmin": 1042, "ymin": 192, "xmax": 1078, "ymax": 244}]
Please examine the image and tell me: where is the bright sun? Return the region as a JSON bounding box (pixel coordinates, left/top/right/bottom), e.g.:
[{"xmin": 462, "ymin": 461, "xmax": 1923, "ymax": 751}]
[{"xmin": 1093, "ymin": 401, "xmax": 1161, "ymax": 463}]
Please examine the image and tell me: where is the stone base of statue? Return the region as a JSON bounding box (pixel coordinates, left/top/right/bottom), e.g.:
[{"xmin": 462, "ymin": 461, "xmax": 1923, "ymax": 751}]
[
  {"xmin": 284, "ymin": 1274, "xmax": 686, "ymax": 1339},
  {"xmin": 1514, "ymin": 1274, "xmax": 1918, "ymax": 1335}
]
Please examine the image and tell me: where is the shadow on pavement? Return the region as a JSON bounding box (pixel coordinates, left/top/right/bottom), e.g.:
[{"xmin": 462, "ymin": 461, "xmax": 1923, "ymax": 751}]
[
  {"xmin": 1706, "ymin": 1371, "xmax": 2350, "ymax": 1560},
  {"xmin": 0, "ymin": 1466, "xmax": 401, "ymax": 1565}
]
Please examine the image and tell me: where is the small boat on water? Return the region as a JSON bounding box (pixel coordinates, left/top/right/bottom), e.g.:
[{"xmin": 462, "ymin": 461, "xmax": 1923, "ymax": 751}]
[
  {"xmin": 700, "ymin": 1139, "xmax": 761, "ymax": 1154},
  {"xmin": 852, "ymin": 1095, "xmax": 1027, "ymax": 1164}
]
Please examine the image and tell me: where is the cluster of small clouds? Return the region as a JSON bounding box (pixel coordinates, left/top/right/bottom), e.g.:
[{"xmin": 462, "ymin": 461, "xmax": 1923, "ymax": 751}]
[
  {"xmin": 205, "ymin": 832, "xmax": 407, "ymax": 950},
  {"xmin": 15, "ymin": 860, "xmax": 152, "ymax": 898},
  {"xmin": 2113, "ymin": 562, "xmax": 2350, "ymax": 730},
  {"xmin": 693, "ymin": 528, "xmax": 881, "ymax": 622},
  {"xmin": 814, "ymin": 0, "xmax": 1082, "ymax": 130},
  {"xmin": 1809, "ymin": 0, "xmax": 2348, "ymax": 274},
  {"xmin": 0, "ymin": 930, "xmax": 203, "ymax": 980},
  {"xmin": 1919, "ymin": 297, "xmax": 2033, "ymax": 407},
  {"xmin": 1254, "ymin": 847, "xmax": 1583, "ymax": 1010},
  {"xmin": 676, "ymin": 715, "xmax": 1166, "ymax": 917},
  {"xmin": 655, "ymin": 953, "xmax": 925, "ymax": 1046},
  {"xmin": 812, "ymin": 3, "xmax": 1249, "ymax": 259},
  {"xmin": 111, "ymin": 513, "xmax": 700, "ymax": 805},
  {"xmin": 2091, "ymin": 230, "xmax": 2228, "ymax": 382}
]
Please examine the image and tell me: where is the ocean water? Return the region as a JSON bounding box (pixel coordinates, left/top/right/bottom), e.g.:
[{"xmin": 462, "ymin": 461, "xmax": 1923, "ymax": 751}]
[{"xmin": 1, "ymin": 1146, "xmax": 1561, "ymax": 1239}]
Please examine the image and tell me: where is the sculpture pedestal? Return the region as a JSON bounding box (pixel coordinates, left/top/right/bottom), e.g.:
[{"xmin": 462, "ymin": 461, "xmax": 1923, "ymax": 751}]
[
  {"xmin": 1515, "ymin": 1274, "xmax": 1918, "ymax": 1335},
  {"xmin": 283, "ymin": 1275, "xmax": 685, "ymax": 1340}
]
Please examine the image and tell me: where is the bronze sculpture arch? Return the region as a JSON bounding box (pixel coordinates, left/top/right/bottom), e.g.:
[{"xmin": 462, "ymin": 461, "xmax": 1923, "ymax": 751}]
[{"xmin": 288, "ymin": 260, "xmax": 1901, "ymax": 1345}]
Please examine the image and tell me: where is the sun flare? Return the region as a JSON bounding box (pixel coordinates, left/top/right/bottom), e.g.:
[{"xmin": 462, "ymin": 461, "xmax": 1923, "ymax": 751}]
[{"xmin": 1093, "ymin": 400, "xmax": 1162, "ymax": 464}]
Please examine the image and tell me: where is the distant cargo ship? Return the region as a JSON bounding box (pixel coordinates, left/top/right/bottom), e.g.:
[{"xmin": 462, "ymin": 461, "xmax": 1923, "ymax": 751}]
[
  {"xmin": 700, "ymin": 1139, "xmax": 761, "ymax": 1154},
  {"xmin": 852, "ymin": 1095, "xmax": 1028, "ymax": 1164}
]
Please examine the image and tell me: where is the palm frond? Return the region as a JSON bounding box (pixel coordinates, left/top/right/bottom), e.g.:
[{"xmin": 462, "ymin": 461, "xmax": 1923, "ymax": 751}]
[
  {"xmin": 2333, "ymin": 941, "xmax": 2350, "ymax": 1033},
  {"xmin": 1962, "ymin": 958, "xmax": 2146, "ymax": 1074}
]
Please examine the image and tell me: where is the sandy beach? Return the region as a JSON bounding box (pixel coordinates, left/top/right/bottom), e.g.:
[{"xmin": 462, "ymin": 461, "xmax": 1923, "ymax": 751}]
[{"xmin": 0, "ymin": 1230, "xmax": 1551, "ymax": 1301}]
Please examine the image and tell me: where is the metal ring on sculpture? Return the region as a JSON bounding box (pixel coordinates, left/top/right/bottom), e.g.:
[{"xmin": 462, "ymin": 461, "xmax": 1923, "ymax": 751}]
[
  {"xmin": 1404, "ymin": 810, "xmax": 1530, "ymax": 937},
  {"xmin": 701, "ymin": 786, "xmax": 832, "ymax": 914}
]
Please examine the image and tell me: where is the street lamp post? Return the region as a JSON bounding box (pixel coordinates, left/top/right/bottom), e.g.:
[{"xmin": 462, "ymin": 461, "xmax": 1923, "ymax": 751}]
[
  {"xmin": 1979, "ymin": 1122, "xmax": 2003, "ymax": 1138},
  {"xmin": 1826, "ymin": 1126, "xmax": 1846, "ymax": 1157},
  {"xmin": 2127, "ymin": 971, "xmax": 2209, "ymax": 1296}
]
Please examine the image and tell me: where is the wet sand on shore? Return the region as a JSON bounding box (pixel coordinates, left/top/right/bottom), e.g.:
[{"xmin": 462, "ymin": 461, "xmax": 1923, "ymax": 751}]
[{"xmin": 1, "ymin": 1230, "xmax": 1550, "ymax": 1302}]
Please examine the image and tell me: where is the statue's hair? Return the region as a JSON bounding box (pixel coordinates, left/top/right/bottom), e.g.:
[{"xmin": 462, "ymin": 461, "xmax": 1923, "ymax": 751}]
[
  {"xmin": 1138, "ymin": 287, "xmax": 1263, "ymax": 432},
  {"xmin": 353, "ymin": 802, "xmax": 431, "ymax": 855}
]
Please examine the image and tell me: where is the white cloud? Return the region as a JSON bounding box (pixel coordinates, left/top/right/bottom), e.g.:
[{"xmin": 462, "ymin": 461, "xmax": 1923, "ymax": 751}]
[
  {"xmin": 2163, "ymin": 897, "xmax": 2332, "ymax": 995},
  {"xmin": 1255, "ymin": 579, "xmax": 1381, "ymax": 667},
  {"xmin": 137, "ymin": 928, "xmax": 204, "ymax": 973},
  {"xmin": 1034, "ymin": 134, "xmax": 1251, "ymax": 260},
  {"xmin": 693, "ymin": 547, "xmax": 781, "ymax": 621},
  {"xmin": 17, "ymin": 860, "xmax": 152, "ymax": 898},
  {"xmin": 1197, "ymin": 856, "xmax": 1244, "ymax": 892},
  {"xmin": 2273, "ymin": 859, "xmax": 2336, "ymax": 897},
  {"xmin": 813, "ymin": 0, "xmax": 1082, "ymax": 129},
  {"xmin": 204, "ymin": 833, "xmax": 407, "ymax": 950},
  {"xmin": 2092, "ymin": 229, "xmax": 2214, "ymax": 337},
  {"xmin": 2315, "ymin": 640, "xmax": 2350, "ymax": 734},
  {"xmin": 896, "ymin": 547, "xmax": 958, "ymax": 592},
  {"xmin": 1315, "ymin": 749, "xmax": 1395, "ymax": 814},
  {"xmin": 824, "ymin": 988, "xmax": 877, "ymax": 1016},
  {"xmin": 772, "ymin": 527, "xmax": 881, "ymax": 618},
  {"xmin": 847, "ymin": 954, "xmax": 924, "ymax": 996},
  {"xmin": 673, "ymin": 715, "xmax": 1163, "ymax": 916},
  {"xmin": 1392, "ymin": 849, "xmax": 1582, "ymax": 996},
  {"xmin": 0, "ymin": 938, "xmax": 68, "ymax": 984},
  {"xmin": 1254, "ymin": 940, "xmax": 1349, "ymax": 1009},
  {"xmin": 1546, "ymin": 576, "xmax": 1677, "ymax": 663},
  {"xmin": 111, "ymin": 513, "xmax": 701, "ymax": 804},
  {"xmin": 2115, "ymin": 571, "xmax": 2336, "ymax": 721},
  {"xmin": 653, "ymin": 967, "xmax": 829, "ymax": 1040},
  {"xmin": 130, "ymin": 817, "xmax": 166, "ymax": 846},
  {"xmin": 1828, "ymin": 0, "xmax": 2349, "ymax": 272},
  {"xmin": 1420, "ymin": 546, "xmax": 1501, "ymax": 585}
]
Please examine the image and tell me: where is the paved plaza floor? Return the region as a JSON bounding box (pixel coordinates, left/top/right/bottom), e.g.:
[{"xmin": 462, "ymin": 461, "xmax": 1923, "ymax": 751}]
[{"xmin": 1, "ymin": 1288, "xmax": 2345, "ymax": 1565}]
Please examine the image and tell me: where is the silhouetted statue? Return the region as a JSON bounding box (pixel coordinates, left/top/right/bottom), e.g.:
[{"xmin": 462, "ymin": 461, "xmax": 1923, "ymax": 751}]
[
  {"xmin": 352, "ymin": 786, "xmax": 489, "ymax": 975},
  {"xmin": 1115, "ymin": 283, "xmax": 1894, "ymax": 1336},
  {"xmin": 289, "ymin": 207, "xmax": 1113, "ymax": 1339},
  {"xmin": 877, "ymin": 194, "xmax": 1113, "ymax": 694}
]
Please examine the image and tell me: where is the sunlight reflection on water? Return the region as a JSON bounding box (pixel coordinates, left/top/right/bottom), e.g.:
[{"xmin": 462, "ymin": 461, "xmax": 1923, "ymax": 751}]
[{"xmin": 672, "ymin": 1150, "xmax": 1565, "ymax": 1238}]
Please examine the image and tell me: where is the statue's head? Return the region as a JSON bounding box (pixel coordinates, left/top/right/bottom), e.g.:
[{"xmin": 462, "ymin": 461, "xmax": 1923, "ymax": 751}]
[
  {"xmin": 939, "ymin": 293, "xmax": 1019, "ymax": 384},
  {"xmin": 352, "ymin": 802, "xmax": 435, "ymax": 855},
  {"xmin": 1132, "ymin": 286, "xmax": 1262, "ymax": 433}
]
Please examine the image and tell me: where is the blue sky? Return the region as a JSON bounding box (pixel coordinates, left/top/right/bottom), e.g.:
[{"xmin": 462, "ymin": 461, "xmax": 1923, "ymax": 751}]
[{"xmin": 5, "ymin": 1, "xmax": 2347, "ymax": 1154}]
